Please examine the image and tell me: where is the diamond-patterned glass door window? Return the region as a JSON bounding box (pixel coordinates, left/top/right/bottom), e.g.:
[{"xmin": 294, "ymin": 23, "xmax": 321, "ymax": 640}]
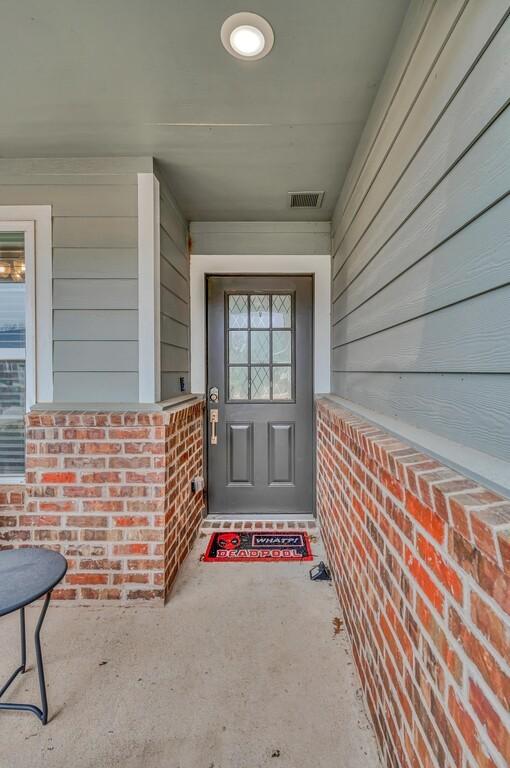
[{"xmin": 227, "ymin": 293, "xmax": 294, "ymax": 401}]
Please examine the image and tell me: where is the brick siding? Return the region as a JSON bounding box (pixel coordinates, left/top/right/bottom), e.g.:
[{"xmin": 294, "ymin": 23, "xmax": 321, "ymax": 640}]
[
  {"xmin": 0, "ymin": 400, "xmax": 205, "ymax": 601},
  {"xmin": 317, "ymin": 397, "xmax": 510, "ymax": 768}
]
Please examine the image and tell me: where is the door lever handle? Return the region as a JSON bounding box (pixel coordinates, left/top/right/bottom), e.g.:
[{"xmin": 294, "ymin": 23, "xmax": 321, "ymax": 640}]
[{"xmin": 210, "ymin": 408, "xmax": 218, "ymax": 445}]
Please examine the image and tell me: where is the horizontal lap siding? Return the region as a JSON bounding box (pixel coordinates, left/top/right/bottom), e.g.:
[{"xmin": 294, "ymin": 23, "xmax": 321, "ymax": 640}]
[
  {"xmin": 0, "ymin": 162, "xmax": 142, "ymax": 402},
  {"xmin": 331, "ymin": 0, "xmax": 510, "ymax": 461},
  {"xmin": 189, "ymin": 221, "xmax": 331, "ymax": 256},
  {"xmin": 157, "ymin": 173, "xmax": 190, "ymax": 399}
]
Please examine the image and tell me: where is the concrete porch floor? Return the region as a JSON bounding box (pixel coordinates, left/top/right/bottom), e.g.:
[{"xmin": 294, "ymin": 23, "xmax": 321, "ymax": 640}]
[{"xmin": 0, "ymin": 532, "xmax": 380, "ymax": 768}]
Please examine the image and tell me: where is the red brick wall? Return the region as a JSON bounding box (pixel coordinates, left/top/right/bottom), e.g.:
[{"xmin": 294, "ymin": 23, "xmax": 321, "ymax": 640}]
[
  {"xmin": 163, "ymin": 402, "xmax": 205, "ymax": 595},
  {"xmin": 0, "ymin": 400, "xmax": 204, "ymax": 601},
  {"xmin": 317, "ymin": 398, "xmax": 510, "ymax": 768},
  {"xmin": 0, "ymin": 485, "xmax": 26, "ymax": 544}
]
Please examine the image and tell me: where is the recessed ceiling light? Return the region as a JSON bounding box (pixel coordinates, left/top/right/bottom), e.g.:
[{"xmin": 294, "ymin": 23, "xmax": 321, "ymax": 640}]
[{"xmin": 221, "ymin": 12, "xmax": 274, "ymax": 61}]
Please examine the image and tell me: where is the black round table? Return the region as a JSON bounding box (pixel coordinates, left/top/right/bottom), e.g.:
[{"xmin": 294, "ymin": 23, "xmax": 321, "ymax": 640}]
[{"xmin": 0, "ymin": 548, "xmax": 67, "ymax": 724}]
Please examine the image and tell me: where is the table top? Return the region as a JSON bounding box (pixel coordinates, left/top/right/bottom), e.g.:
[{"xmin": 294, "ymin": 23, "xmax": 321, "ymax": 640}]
[{"xmin": 0, "ymin": 548, "xmax": 68, "ymax": 617}]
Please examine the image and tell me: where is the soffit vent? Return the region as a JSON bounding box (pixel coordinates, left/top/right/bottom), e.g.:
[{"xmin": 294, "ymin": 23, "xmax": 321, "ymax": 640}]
[{"xmin": 288, "ymin": 191, "xmax": 325, "ymax": 209}]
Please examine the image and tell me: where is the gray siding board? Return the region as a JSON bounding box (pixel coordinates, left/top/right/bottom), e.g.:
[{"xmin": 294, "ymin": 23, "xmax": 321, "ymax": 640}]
[
  {"xmin": 159, "ymin": 191, "xmax": 188, "ymax": 254},
  {"xmin": 334, "ymin": 2, "xmax": 510, "ymax": 249},
  {"xmin": 53, "ymin": 279, "xmax": 138, "ymax": 310},
  {"xmin": 160, "ymin": 343, "xmax": 189, "ymax": 373},
  {"xmin": 160, "ymin": 255, "xmax": 189, "ymax": 302},
  {"xmin": 332, "ymin": 196, "xmax": 510, "ymax": 345},
  {"xmin": 54, "ymin": 341, "xmax": 138, "ymax": 372},
  {"xmin": 160, "ymin": 286, "xmax": 189, "ymax": 327},
  {"xmin": 54, "ymin": 372, "xmax": 139, "ymax": 402},
  {"xmin": 0, "ymin": 158, "xmax": 152, "ymax": 403},
  {"xmin": 333, "ymin": 101, "xmax": 510, "ymax": 298},
  {"xmin": 54, "ymin": 310, "xmax": 138, "ymax": 341},
  {"xmin": 330, "ymin": 6, "xmax": 510, "ymax": 463},
  {"xmin": 331, "ymin": 372, "xmax": 510, "ymax": 462},
  {"xmin": 190, "ymin": 226, "xmax": 331, "ymax": 256},
  {"xmin": 160, "ymin": 227, "xmax": 189, "ymax": 279},
  {"xmin": 53, "ymin": 248, "xmax": 138, "ymax": 278},
  {"xmin": 333, "ymin": 286, "xmax": 510, "ymax": 373},
  {"xmin": 0, "ymin": 173, "xmax": 138, "ymax": 186},
  {"xmin": 335, "ymin": 0, "xmax": 436, "ymax": 227},
  {"xmin": 161, "ymin": 373, "xmax": 188, "ymax": 396},
  {"xmin": 0, "ymin": 184, "xmax": 137, "ymax": 217},
  {"xmin": 155, "ymin": 171, "xmax": 190, "ymax": 399},
  {"xmin": 53, "ymin": 217, "xmax": 138, "ymax": 248},
  {"xmin": 0, "ymin": 157, "xmax": 152, "ymax": 175},
  {"xmin": 161, "ymin": 315, "xmax": 188, "ymax": 349}
]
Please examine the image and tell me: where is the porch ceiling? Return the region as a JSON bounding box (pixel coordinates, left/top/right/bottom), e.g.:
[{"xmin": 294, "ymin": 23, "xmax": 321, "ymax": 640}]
[{"xmin": 0, "ymin": 0, "xmax": 409, "ymax": 221}]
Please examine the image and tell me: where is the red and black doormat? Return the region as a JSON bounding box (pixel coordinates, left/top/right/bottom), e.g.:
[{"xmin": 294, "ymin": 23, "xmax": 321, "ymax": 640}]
[{"xmin": 203, "ymin": 531, "xmax": 313, "ymax": 562}]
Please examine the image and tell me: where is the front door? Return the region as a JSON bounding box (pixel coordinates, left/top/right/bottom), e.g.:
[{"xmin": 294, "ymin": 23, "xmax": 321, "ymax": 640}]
[{"xmin": 206, "ymin": 275, "xmax": 313, "ymax": 515}]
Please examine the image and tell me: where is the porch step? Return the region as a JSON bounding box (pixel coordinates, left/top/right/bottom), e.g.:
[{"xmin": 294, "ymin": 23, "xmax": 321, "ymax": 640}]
[{"xmin": 201, "ymin": 519, "xmax": 317, "ymax": 531}]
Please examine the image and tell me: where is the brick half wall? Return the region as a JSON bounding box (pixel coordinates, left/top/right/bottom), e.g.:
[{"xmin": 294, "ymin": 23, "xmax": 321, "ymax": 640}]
[
  {"xmin": 317, "ymin": 397, "xmax": 510, "ymax": 768},
  {"xmin": 0, "ymin": 399, "xmax": 205, "ymax": 601}
]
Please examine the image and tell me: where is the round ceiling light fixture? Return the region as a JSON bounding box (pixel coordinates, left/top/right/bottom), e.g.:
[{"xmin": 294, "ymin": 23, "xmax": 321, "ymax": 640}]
[{"xmin": 221, "ymin": 12, "xmax": 274, "ymax": 60}]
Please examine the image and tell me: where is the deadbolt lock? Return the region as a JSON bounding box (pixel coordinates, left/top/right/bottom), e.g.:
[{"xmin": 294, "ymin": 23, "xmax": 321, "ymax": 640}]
[{"xmin": 209, "ymin": 386, "xmax": 219, "ymax": 403}]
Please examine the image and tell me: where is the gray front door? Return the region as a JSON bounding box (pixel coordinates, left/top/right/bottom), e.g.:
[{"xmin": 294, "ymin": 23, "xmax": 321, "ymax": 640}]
[{"xmin": 206, "ymin": 275, "xmax": 313, "ymax": 515}]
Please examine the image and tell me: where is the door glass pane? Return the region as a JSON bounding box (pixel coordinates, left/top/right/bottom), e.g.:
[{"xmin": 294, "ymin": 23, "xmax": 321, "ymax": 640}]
[
  {"xmin": 272, "ymin": 295, "xmax": 291, "ymax": 328},
  {"xmin": 0, "ymin": 360, "xmax": 25, "ymax": 475},
  {"xmin": 251, "ymin": 331, "xmax": 269, "ymax": 364},
  {"xmin": 250, "ymin": 366, "xmax": 270, "ymax": 400},
  {"xmin": 0, "ymin": 232, "xmax": 25, "ymax": 348},
  {"xmin": 225, "ymin": 291, "xmax": 294, "ymax": 402},
  {"xmin": 272, "ymin": 366, "xmax": 292, "ymax": 400},
  {"xmin": 272, "ymin": 331, "xmax": 291, "ymax": 364},
  {"xmin": 229, "ymin": 331, "xmax": 248, "ymax": 364},
  {"xmin": 228, "ymin": 295, "xmax": 248, "ymax": 329},
  {"xmin": 229, "ymin": 366, "xmax": 248, "ymax": 400},
  {"xmin": 250, "ymin": 295, "xmax": 270, "ymax": 328}
]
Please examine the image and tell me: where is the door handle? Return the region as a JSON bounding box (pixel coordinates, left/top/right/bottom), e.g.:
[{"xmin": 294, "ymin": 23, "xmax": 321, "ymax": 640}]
[{"xmin": 210, "ymin": 408, "xmax": 219, "ymax": 445}]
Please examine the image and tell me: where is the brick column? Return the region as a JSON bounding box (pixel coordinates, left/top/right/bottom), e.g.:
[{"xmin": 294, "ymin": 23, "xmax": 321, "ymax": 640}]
[
  {"xmin": 1, "ymin": 399, "xmax": 204, "ymax": 602},
  {"xmin": 316, "ymin": 397, "xmax": 510, "ymax": 768}
]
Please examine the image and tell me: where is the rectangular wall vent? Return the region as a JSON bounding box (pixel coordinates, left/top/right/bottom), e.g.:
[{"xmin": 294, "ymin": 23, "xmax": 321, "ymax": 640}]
[{"xmin": 288, "ymin": 191, "xmax": 325, "ymax": 209}]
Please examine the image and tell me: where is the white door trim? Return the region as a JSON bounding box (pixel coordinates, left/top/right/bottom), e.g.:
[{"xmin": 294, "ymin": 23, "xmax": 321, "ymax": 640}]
[{"xmin": 190, "ymin": 253, "xmax": 330, "ymax": 394}]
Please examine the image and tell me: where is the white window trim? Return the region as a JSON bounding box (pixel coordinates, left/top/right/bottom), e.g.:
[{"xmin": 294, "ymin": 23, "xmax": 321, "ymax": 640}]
[
  {"xmin": 0, "ymin": 206, "xmax": 53, "ymax": 483},
  {"xmin": 137, "ymin": 173, "xmax": 161, "ymax": 403},
  {"xmin": 190, "ymin": 253, "xmax": 331, "ymax": 394}
]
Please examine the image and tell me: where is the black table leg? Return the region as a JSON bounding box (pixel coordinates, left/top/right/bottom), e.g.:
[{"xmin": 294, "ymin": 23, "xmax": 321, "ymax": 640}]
[{"xmin": 0, "ymin": 590, "xmax": 52, "ymax": 724}]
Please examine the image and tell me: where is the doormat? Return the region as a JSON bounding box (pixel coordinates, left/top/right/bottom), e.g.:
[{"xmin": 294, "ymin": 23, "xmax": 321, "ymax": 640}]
[{"xmin": 203, "ymin": 531, "xmax": 313, "ymax": 562}]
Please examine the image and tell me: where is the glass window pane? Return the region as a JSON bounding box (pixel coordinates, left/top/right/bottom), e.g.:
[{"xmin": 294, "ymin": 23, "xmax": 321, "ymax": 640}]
[
  {"xmin": 229, "ymin": 366, "xmax": 248, "ymax": 400},
  {"xmin": 251, "ymin": 331, "xmax": 269, "ymax": 364},
  {"xmin": 228, "ymin": 295, "xmax": 248, "ymax": 329},
  {"xmin": 229, "ymin": 330, "xmax": 248, "ymax": 364},
  {"xmin": 272, "ymin": 295, "xmax": 291, "ymax": 328},
  {"xmin": 0, "ymin": 233, "xmax": 25, "ymax": 348},
  {"xmin": 0, "ymin": 360, "xmax": 25, "ymax": 475},
  {"xmin": 250, "ymin": 366, "xmax": 270, "ymax": 400},
  {"xmin": 272, "ymin": 366, "xmax": 292, "ymax": 400},
  {"xmin": 272, "ymin": 331, "xmax": 291, "ymax": 364},
  {"xmin": 250, "ymin": 295, "xmax": 270, "ymax": 328}
]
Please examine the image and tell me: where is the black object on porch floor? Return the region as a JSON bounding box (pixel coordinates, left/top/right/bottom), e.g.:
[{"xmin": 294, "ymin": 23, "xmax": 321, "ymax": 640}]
[{"xmin": 202, "ymin": 531, "xmax": 313, "ymax": 562}]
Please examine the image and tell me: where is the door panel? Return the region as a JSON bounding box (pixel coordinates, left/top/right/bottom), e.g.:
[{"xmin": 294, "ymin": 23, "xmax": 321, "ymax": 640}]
[
  {"xmin": 207, "ymin": 275, "xmax": 313, "ymax": 515},
  {"xmin": 268, "ymin": 423, "xmax": 295, "ymax": 485},
  {"xmin": 227, "ymin": 423, "xmax": 254, "ymax": 484}
]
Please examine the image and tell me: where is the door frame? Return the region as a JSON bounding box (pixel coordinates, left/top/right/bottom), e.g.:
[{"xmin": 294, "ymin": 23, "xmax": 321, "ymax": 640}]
[
  {"xmin": 191, "ymin": 254, "xmax": 330, "ymax": 518},
  {"xmin": 205, "ymin": 274, "xmax": 315, "ymax": 518}
]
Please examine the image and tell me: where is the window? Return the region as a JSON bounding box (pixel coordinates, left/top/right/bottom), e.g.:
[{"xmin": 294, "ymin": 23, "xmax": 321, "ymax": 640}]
[
  {"xmin": 227, "ymin": 293, "xmax": 294, "ymax": 401},
  {"xmin": 0, "ymin": 207, "xmax": 52, "ymax": 482},
  {"xmin": 0, "ymin": 232, "xmax": 26, "ymax": 476}
]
